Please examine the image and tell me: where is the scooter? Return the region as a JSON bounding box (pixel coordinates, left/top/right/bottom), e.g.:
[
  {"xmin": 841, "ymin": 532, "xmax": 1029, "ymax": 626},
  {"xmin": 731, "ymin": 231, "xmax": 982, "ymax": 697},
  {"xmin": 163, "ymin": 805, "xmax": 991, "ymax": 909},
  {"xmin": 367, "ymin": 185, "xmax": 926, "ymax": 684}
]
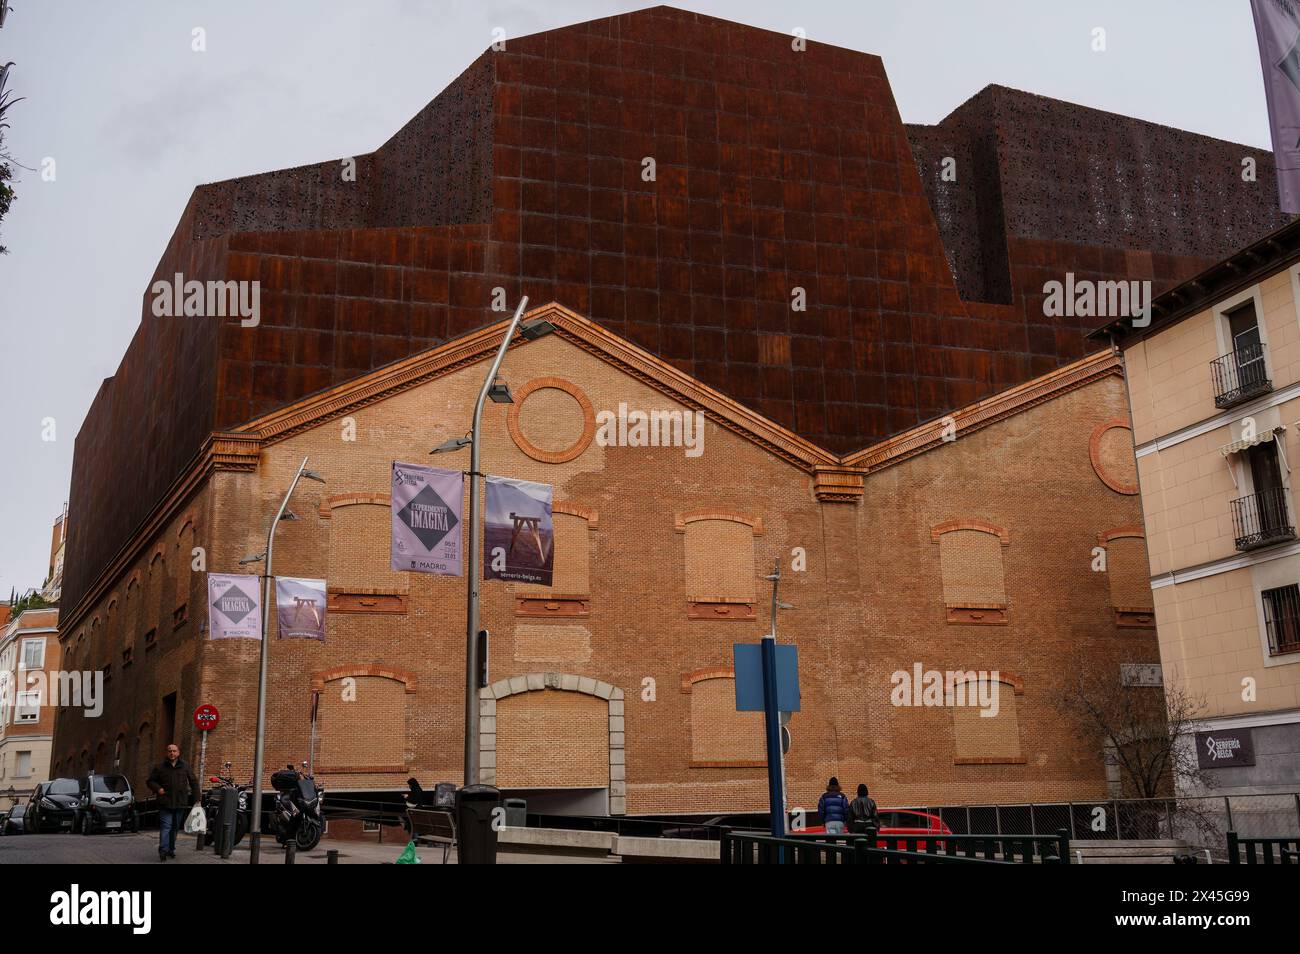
[{"xmin": 270, "ymin": 762, "xmax": 324, "ymax": 852}]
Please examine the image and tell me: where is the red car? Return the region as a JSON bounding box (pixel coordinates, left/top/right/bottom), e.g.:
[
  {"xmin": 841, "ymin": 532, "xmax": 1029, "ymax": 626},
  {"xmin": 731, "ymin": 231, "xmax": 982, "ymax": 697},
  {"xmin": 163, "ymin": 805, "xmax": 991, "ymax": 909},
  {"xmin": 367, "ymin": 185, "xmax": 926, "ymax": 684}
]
[{"xmin": 798, "ymin": 808, "xmax": 952, "ymax": 851}]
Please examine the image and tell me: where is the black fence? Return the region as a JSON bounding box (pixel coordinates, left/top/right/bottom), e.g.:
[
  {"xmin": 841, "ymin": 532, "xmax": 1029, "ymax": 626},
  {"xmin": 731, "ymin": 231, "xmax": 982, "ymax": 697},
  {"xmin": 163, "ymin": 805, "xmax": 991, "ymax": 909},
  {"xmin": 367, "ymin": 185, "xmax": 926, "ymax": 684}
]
[
  {"xmin": 792, "ymin": 828, "xmax": 1070, "ymax": 864},
  {"xmin": 721, "ymin": 829, "xmax": 1041, "ymax": 865},
  {"xmin": 1226, "ymin": 831, "xmax": 1300, "ymax": 864}
]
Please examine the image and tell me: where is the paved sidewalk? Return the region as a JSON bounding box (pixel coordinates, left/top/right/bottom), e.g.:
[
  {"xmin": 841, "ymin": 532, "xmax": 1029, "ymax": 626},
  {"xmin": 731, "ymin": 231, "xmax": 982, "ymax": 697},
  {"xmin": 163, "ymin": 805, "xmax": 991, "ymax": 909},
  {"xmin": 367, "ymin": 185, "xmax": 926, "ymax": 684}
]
[{"xmin": 0, "ymin": 831, "xmax": 615, "ymax": 864}]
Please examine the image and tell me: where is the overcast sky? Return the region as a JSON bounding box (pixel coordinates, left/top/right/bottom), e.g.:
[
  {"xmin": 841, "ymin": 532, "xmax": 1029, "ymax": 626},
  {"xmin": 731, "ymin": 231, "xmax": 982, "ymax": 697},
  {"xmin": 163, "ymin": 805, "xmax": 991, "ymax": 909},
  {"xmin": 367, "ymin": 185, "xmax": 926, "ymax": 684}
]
[{"xmin": 0, "ymin": 0, "xmax": 1276, "ymax": 597}]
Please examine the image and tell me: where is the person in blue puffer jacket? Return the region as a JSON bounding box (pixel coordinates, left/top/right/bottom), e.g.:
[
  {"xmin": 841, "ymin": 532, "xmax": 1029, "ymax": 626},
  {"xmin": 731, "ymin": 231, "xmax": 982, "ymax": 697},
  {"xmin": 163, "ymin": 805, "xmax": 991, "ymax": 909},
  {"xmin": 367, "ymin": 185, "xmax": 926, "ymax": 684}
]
[{"xmin": 817, "ymin": 777, "xmax": 850, "ymax": 834}]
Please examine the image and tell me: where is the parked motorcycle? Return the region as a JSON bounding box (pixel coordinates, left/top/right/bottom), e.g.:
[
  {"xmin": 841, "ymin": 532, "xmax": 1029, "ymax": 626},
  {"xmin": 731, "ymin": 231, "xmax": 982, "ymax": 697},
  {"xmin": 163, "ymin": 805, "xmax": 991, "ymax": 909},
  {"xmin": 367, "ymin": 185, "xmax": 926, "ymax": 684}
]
[
  {"xmin": 270, "ymin": 762, "xmax": 324, "ymax": 852},
  {"xmin": 202, "ymin": 762, "xmax": 252, "ymax": 848}
]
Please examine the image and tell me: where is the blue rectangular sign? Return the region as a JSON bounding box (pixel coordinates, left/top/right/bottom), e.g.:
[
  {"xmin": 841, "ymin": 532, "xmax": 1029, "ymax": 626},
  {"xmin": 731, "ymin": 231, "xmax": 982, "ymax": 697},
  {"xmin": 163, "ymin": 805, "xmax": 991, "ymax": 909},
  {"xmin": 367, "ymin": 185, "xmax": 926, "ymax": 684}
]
[{"xmin": 733, "ymin": 642, "xmax": 800, "ymax": 712}]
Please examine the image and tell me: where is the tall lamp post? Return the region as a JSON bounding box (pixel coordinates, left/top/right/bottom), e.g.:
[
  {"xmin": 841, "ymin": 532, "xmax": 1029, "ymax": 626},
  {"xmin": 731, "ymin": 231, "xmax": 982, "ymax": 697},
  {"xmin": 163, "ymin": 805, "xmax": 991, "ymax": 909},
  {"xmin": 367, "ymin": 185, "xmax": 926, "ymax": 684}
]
[
  {"xmin": 241, "ymin": 455, "xmax": 325, "ymax": 864},
  {"xmin": 432, "ymin": 296, "xmax": 553, "ymax": 789}
]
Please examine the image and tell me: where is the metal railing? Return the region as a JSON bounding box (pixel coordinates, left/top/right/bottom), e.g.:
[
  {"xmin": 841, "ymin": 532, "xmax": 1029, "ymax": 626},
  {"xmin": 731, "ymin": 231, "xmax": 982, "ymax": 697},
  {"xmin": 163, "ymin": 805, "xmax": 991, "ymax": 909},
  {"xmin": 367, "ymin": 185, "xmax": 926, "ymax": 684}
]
[
  {"xmin": 721, "ymin": 829, "xmax": 1019, "ymax": 864},
  {"xmin": 1211, "ymin": 342, "xmax": 1272, "ymax": 408},
  {"xmin": 792, "ymin": 828, "xmax": 1070, "ymax": 864},
  {"xmin": 1226, "ymin": 831, "xmax": 1300, "ymax": 864},
  {"xmin": 1231, "ymin": 486, "xmax": 1295, "ymax": 550}
]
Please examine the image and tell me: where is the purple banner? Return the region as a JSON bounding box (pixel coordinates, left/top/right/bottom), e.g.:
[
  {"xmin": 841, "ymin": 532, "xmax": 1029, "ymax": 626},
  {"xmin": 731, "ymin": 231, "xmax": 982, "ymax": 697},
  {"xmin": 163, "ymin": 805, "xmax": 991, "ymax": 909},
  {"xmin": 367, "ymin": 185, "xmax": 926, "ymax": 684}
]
[
  {"xmin": 207, "ymin": 573, "xmax": 262, "ymax": 640},
  {"xmin": 275, "ymin": 577, "xmax": 327, "ymax": 641},
  {"xmin": 484, "ymin": 475, "xmax": 554, "ymax": 585},
  {"xmin": 391, "ymin": 461, "xmax": 464, "ymax": 575},
  {"xmin": 1252, "ymin": 0, "xmax": 1300, "ymax": 211}
]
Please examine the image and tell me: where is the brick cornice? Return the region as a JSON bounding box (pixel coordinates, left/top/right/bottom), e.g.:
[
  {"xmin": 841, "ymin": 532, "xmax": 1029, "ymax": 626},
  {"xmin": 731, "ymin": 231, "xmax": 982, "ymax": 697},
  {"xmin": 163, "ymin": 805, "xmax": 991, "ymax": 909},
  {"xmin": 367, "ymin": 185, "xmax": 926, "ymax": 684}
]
[
  {"xmin": 812, "ymin": 465, "xmax": 866, "ymax": 502},
  {"xmin": 845, "ymin": 349, "xmax": 1122, "ymax": 474}
]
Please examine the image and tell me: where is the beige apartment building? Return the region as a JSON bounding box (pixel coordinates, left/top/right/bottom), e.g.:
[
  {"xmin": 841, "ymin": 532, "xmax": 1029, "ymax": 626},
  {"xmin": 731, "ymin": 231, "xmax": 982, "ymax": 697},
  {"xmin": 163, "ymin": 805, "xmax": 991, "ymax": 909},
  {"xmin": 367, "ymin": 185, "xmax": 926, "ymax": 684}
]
[
  {"xmin": 0, "ymin": 607, "xmax": 61, "ymax": 801},
  {"xmin": 1098, "ymin": 220, "xmax": 1300, "ymax": 795}
]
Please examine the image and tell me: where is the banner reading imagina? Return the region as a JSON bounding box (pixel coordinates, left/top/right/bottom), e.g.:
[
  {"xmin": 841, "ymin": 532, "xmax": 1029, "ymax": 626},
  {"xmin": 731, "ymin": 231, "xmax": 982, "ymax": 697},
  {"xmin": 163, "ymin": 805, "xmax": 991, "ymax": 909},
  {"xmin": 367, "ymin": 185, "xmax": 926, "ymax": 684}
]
[
  {"xmin": 484, "ymin": 475, "xmax": 554, "ymax": 585},
  {"xmin": 391, "ymin": 461, "xmax": 464, "ymax": 575},
  {"xmin": 1251, "ymin": 0, "xmax": 1300, "ymax": 212},
  {"xmin": 275, "ymin": 577, "xmax": 327, "ymax": 641},
  {"xmin": 207, "ymin": 573, "xmax": 263, "ymax": 640}
]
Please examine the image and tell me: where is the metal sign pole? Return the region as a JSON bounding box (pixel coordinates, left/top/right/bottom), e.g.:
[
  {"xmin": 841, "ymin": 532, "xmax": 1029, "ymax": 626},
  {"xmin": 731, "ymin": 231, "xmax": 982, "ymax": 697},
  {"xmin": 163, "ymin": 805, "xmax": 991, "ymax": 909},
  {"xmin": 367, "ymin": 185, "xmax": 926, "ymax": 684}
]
[{"xmin": 761, "ymin": 633, "xmax": 784, "ymax": 840}]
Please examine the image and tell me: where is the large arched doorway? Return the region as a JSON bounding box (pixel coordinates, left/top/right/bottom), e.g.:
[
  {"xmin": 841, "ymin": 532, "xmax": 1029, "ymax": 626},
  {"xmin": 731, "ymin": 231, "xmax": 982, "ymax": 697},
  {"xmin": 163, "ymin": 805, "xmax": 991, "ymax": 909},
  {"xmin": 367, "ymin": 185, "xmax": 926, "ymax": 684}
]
[{"xmin": 481, "ymin": 673, "xmax": 625, "ymax": 816}]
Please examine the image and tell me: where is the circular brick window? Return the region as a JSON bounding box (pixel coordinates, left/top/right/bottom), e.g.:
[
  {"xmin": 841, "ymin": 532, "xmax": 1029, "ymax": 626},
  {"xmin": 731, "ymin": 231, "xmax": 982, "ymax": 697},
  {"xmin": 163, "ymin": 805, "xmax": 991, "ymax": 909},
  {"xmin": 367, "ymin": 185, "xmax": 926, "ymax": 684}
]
[
  {"xmin": 508, "ymin": 377, "xmax": 596, "ymax": 464},
  {"xmin": 1089, "ymin": 419, "xmax": 1139, "ymax": 495}
]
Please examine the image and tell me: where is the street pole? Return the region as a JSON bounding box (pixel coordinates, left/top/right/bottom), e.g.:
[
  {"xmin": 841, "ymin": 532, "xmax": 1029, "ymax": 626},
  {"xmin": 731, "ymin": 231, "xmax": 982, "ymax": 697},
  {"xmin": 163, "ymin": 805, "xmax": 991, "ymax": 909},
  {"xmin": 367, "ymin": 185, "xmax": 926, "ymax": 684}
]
[
  {"xmin": 764, "ymin": 557, "xmax": 787, "ymax": 837},
  {"xmin": 463, "ymin": 296, "xmax": 529, "ymax": 788},
  {"xmin": 248, "ymin": 455, "xmax": 320, "ymax": 864}
]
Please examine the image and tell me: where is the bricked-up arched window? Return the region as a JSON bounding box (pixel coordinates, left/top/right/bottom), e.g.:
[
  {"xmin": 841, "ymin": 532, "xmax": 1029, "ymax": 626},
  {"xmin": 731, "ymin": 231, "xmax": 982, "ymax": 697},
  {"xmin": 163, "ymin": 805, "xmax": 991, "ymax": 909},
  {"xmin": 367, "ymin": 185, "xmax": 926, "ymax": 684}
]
[
  {"xmin": 931, "ymin": 521, "xmax": 1010, "ymax": 625},
  {"xmin": 315, "ymin": 673, "xmax": 411, "ymax": 774},
  {"xmin": 683, "ymin": 671, "xmax": 765, "ymax": 767},
  {"xmin": 1098, "ymin": 528, "xmax": 1155, "ymax": 629},
  {"xmin": 495, "ymin": 689, "xmax": 609, "ymax": 789},
  {"xmin": 324, "ymin": 496, "xmax": 409, "ymax": 614},
  {"xmin": 678, "ymin": 512, "xmax": 762, "ymax": 621},
  {"xmin": 952, "ymin": 676, "xmax": 1024, "ymax": 765},
  {"xmin": 517, "ymin": 505, "xmax": 597, "ymax": 618}
]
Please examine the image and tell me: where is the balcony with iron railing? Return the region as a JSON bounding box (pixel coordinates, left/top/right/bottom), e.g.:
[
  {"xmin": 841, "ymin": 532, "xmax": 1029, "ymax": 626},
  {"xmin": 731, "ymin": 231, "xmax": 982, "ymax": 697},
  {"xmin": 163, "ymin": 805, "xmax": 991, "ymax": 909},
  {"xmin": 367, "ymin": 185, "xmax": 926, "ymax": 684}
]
[
  {"xmin": 1230, "ymin": 486, "xmax": 1295, "ymax": 551},
  {"xmin": 1211, "ymin": 342, "xmax": 1272, "ymax": 409}
]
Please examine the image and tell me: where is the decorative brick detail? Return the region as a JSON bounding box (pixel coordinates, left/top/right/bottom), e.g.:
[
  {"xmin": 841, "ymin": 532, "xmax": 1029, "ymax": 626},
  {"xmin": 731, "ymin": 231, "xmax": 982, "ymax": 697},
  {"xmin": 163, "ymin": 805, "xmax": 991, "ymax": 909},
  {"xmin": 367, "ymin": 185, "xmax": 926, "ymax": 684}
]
[
  {"xmin": 210, "ymin": 431, "xmax": 262, "ymax": 472},
  {"xmin": 945, "ymin": 604, "xmax": 1010, "ymax": 625},
  {"xmin": 552, "ymin": 500, "xmax": 599, "ymax": 527},
  {"xmin": 812, "ymin": 465, "xmax": 866, "ymax": 502},
  {"xmin": 1089, "ymin": 418, "xmax": 1140, "ymax": 495},
  {"xmin": 674, "ymin": 510, "xmax": 764, "ymax": 534},
  {"xmin": 681, "ymin": 667, "xmax": 736, "ymax": 693},
  {"xmin": 949, "ymin": 671, "xmax": 1024, "ymax": 694},
  {"xmin": 1115, "ymin": 608, "xmax": 1157, "ymax": 629},
  {"xmin": 686, "ymin": 601, "xmax": 756, "ymax": 621},
  {"xmin": 507, "ymin": 377, "xmax": 596, "ymax": 464},
  {"xmin": 319, "ymin": 492, "xmax": 391, "ymax": 519},
  {"xmin": 328, "ymin": 591, "xmax": 408, "ymax": 614},
  {"xmin": 515, "ymin": 595, "xmax": 590, "ymax": 618},
  {"xmin": 310, "ymin": 664, "xmax": 418, "ymax": 693},
  {"xmin": 929, "ymin": 520, "xmax": 1010, "ymax": 545},
  {"xmin": 1097, "ymin": 524, "xmax": 1145, "ymax": 545}
]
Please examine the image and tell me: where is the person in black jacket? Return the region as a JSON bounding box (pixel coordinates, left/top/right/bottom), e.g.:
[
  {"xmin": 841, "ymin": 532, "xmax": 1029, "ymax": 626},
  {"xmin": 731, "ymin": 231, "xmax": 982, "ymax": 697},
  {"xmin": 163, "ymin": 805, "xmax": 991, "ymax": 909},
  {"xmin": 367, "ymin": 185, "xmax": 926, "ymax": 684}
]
[
  {"xmin": 146, "ymin": 744, "xmax": 199, "ymax": 861},
  {"xmin": 847, "ymin": 783, "xmax": 880, "ymax": 834}
]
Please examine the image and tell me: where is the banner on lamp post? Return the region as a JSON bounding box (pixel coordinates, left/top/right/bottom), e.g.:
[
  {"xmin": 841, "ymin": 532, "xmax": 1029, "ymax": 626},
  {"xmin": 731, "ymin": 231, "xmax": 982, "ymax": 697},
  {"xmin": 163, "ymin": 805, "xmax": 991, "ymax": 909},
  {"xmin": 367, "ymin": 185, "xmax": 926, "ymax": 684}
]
[
  {"xmin": 275, "ymin": 577, "xmax": 327, "ymax": 641},
  {"xmin": 391, "ymin": 461, "xmax": 464, "ymax": 575},
  {"xmin": 207, "ymin": 573, "xmax": 263, "ymax": 640},
  {"xmin": 484, "ymin": 475, "xmax": 554, "ymax": 585},
  {"xmin": 1251, "ymin": 0, "xmax": 1300, "ymax": 212}
]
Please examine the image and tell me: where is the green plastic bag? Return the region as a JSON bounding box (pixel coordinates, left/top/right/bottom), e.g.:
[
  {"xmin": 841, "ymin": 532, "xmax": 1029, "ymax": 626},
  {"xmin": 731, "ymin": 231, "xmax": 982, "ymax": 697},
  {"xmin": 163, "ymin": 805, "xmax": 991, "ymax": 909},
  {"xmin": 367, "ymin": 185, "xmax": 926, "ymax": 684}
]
[{"xmin": 396, "ymin": 840, "xmax": 422, "ymax": 864}]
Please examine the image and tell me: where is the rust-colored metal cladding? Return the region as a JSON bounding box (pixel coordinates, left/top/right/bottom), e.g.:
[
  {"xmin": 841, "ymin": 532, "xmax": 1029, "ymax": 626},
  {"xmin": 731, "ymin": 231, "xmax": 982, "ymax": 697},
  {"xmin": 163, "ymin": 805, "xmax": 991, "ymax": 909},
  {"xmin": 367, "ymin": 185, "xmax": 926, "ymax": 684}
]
[{"xmin": 64, "ymin": 6, "xmax": 1289, "ymax": 617}]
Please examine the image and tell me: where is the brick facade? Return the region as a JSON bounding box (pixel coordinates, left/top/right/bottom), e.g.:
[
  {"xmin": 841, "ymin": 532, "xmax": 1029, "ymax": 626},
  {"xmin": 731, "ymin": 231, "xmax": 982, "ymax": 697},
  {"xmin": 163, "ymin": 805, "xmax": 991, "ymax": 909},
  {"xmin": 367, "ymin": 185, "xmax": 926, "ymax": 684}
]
[
  {"xmin": 53, "ymin": 304, "xmax": 1156, "ymax": 813},
  {"xmin": 63, "ymin": 5, "xmax": 1288, "ymax": 626}
]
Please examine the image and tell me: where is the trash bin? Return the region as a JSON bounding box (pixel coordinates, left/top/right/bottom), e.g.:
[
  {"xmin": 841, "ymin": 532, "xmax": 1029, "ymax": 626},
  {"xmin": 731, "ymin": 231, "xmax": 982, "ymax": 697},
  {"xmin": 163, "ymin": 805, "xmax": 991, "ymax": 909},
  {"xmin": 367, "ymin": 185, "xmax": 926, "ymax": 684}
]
[
  {"xmin": 456, "ymin": 784, "xmax": 502, "ymax": 865},
  {"xmin": 504, "ymin": 797, "xmax": 527, "ymax": 829}
]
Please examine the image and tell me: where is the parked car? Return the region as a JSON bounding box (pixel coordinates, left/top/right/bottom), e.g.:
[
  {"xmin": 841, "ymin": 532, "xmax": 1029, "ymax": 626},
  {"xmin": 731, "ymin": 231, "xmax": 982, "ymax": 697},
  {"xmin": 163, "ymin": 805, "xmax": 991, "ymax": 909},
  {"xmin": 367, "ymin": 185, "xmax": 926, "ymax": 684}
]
[
  {"xmin": 26, "ymin": 778, "xmax": 80, "ymax": 833},
  {"xmin": 0, "ymin": 804, "xmax": 23, "ymax": 835},
  {"xmin": 76, "ymin": 773, "xmax": 137, "ymax": 835},
  {"xmin": 800, "ymin": 808, "xmax": 953, "ymax": 850}
]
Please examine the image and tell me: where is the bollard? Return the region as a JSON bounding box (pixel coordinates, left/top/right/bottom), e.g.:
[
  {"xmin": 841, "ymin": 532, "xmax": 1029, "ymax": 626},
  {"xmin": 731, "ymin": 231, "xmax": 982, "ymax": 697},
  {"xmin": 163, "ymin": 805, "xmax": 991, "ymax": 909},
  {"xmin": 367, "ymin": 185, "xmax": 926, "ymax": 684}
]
[
  {"xmin": 327, "ymin": 849, "xmax": 339, "ymax": 865},
  {"xmin": 285, "ymin": 842, "xmax": 296, "ymax": 864},
  {"xmin": 196, "ymin": 827, "xmax": 205, "ymax": 852}
]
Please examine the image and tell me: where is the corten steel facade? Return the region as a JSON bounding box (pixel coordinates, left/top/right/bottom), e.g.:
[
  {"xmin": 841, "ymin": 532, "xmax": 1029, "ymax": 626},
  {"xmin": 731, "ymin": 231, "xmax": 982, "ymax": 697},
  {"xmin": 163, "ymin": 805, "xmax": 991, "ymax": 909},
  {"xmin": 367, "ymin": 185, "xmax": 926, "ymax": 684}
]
[
  {"xmin": 53, "ymin": 304, "xmax": 1158, "ymax": 813},
  {"xmin": 61, "ymin": 6, "xmax": 1291, "ymax": 624}
]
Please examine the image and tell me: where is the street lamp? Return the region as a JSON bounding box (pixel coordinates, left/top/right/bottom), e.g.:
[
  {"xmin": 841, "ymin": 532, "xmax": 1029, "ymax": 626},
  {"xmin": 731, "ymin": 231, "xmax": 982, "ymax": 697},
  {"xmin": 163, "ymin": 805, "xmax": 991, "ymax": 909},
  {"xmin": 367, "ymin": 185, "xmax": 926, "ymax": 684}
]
[
  {"xmin": 431, "ymin": 296, "xmax": 555, "ymax": 793},
  {"xmin": 245, "ymin": 456, "xmax": 325, "ymax": 864}
]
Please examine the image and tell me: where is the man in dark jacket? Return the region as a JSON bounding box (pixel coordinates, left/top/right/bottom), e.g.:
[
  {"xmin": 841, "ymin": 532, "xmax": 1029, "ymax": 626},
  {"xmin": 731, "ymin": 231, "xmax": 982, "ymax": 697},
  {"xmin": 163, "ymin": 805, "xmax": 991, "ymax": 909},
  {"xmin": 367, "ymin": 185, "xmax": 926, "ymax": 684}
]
[
  {"xmin": 146, "ymin": 743, "xmax": 199, "ymax": 861},
  {"xmin": 817, "ymin": 777, "xmax": 850, "ymax": 834},
  {"xmin": 848, "ymin": 783, "xmax": 880, "ymax": 834}
]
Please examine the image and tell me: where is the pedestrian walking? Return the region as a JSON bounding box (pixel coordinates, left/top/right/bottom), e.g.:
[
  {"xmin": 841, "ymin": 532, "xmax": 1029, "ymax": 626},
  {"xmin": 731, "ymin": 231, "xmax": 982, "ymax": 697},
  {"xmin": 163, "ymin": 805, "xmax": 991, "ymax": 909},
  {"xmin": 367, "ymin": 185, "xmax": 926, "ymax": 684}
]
[
  {"xmin": 848, "ymin": 783, "xmax": 880, "ymax": 834},
  {"xmin": 817, "ymin": 777, "xmax": 850, "ymax": 834},
  {"xmin": 146, "ymin": 743, "xmax": 198, "ymax": 861}
]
